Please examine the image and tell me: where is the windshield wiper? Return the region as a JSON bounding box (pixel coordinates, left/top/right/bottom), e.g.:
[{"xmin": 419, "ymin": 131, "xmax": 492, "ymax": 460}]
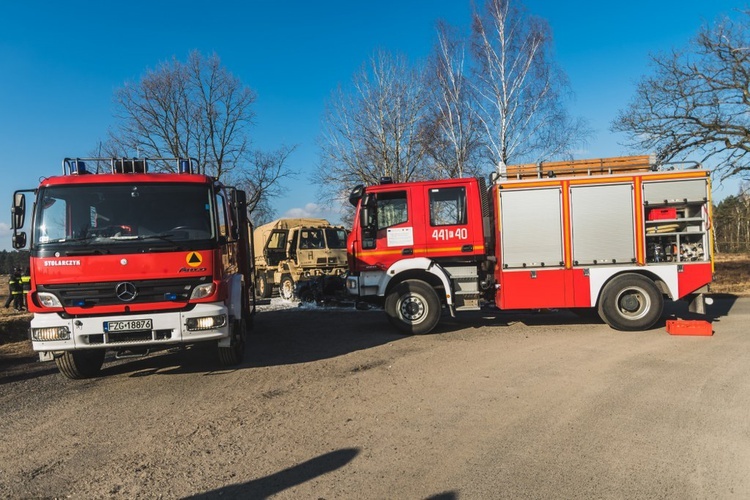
[{"xmin": 64, "ymin": 248, "xmax": 110, "ymax": 256}]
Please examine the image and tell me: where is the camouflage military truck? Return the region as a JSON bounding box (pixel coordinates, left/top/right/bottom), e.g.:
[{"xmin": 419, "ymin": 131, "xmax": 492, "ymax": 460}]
[{"xmin": 253, "ymin": 218, "xmax": 348, "ymax": 300}]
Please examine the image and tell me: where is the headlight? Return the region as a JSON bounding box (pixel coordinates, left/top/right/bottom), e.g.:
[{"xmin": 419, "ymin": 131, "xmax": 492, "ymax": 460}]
[
  {"xmin": 186, "ymin": 315, "xmax": 227, "ymax": 331},
  {"xmin": 37, "ymin": 292, "xmax": 63, "ymax": 308},
  {"xmin": 32, "ymin": 326, "xmax": 70, "ymax": 341},
  {"xmin": 190, "ymin": 283, "xmax": 216, "ymax": 299}
]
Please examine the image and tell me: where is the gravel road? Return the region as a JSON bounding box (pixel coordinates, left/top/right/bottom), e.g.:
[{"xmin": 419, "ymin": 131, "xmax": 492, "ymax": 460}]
[{"xmin": 1, "ymin": 297, "xmax": 749, "ymax": 499}]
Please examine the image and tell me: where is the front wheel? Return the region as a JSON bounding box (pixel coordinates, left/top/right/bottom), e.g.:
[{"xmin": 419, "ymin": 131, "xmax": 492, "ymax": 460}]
[
  {"xmin": 55, "ymin": 350, "xmax": 106, "ymax": 379},
  {"xmin": 384, "ymin": 279, "xmax": 442, "ymax": 335},
  {"xmin": 219, "ymin": 317, "xmax": 247, "ymax": 366},
  {"xmin": 597, "ymin": 274, "xmax": 664, "ymax": 331},
  {"xmin": 279, "ymin": 275, "xmax": 295, "ymax": 301}
]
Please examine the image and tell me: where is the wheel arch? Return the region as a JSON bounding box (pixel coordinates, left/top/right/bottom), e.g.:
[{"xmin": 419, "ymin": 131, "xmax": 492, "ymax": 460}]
[
  {"xmin": 589, "ymin": 267, "xmax": 676, "ymax": 308},
  {"xmin": 379, "ymin": 258, "xmax": 453, "ymax": 306}
]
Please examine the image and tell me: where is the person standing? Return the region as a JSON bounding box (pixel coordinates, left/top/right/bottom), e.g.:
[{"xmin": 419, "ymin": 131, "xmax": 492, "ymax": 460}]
[
  {"xmin": 5, "ymin": 269, "xmax": 23, "ymax": 310},
  {"xmin": 3, "ymin": 271, "xmax": 18, "ymax": 308},
  {"xmin": 20, "ymin": 267, "xmax": 31, "ymax": 310}
]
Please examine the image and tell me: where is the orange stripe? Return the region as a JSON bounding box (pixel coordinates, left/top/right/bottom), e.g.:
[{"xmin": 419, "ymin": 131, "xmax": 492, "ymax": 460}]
[
  {"xmin": 633, "ymin": 177, "xmax": 645, "ymax": 264},
  {"xmin": 561, "ymin": 181, "xmax": 572, "ymax": 268},
  {"xmin": 359, "ymin": 245, "xmax": 486, "ymax": 258}
]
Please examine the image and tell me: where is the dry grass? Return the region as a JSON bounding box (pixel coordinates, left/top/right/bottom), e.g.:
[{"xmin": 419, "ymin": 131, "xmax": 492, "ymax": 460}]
[{"xmin": 712, "ymin": 253, "xmax": 750, "ymax": 296}]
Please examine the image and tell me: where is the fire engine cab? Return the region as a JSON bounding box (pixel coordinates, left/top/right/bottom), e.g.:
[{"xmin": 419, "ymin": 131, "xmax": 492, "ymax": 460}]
[
  {"xmin": 11, "ymin": 157, "xmax": 254, "ymax": 379},
  {"xmin": 346, "ymin": 156, "xmax": 713, "ymax": 334}
]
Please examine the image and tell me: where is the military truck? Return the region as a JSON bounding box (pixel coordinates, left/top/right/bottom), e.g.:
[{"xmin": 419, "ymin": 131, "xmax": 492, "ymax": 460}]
[{"xmin": 253, "ymin": 218, "xmax": 348, "ymax": 300}]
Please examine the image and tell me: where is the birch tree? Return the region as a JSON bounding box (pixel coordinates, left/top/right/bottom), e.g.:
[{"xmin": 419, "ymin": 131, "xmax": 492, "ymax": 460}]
[
  {"xmin": 423, "ymin": 21, "xmax": 483, "ymax": 178},
  {"xmin": 317, "ymin": 51, "xmax": 430, "ymax": 203},
  {"xmin": 471, "ymin": 0, "xmax": 586, "ymax": 173}
]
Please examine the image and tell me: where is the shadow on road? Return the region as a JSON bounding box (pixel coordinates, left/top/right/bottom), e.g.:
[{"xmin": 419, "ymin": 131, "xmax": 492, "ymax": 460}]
[
  {"xmin": 185, "ymin": 448, "xmax": 359, "ymax": 499},
  {"xmin": 92, "ymin": 307, "xmax": 403, "ymax": 377}
]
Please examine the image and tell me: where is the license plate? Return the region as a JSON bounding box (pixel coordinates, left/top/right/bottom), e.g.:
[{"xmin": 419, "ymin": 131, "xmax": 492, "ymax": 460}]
[{"xmin": 104, "ymin": 319, "xmax": 153, "ymax": 333}]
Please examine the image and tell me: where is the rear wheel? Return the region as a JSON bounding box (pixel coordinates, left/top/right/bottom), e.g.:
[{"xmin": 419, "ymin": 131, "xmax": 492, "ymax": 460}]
[
  {"xmin": 279, "ymin": 275, "xmax": 295, "ymax": 301},
  {"xmin": 55, "ymin": 350, "xmax": 106, "ymax": 379},
  {"xmin": 256, "ymin": 274, "xmax": 271, "ymax": 299},
  {"xmin": 597, "ymin": 274, "xmax": 664, "ymax": 331},
  {"xmin": 219, "ymin": 317, "xmax": 247, "ymax": 366},
  {"xmin": 385, "ymin": 279, "xmax": 441, "ymax": 335}
]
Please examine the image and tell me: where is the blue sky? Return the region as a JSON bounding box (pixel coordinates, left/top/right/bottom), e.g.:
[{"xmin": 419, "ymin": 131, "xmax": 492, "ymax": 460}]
[{"xmin": 0, "ymin": 0, "xmax": 745, "ymax": 251}]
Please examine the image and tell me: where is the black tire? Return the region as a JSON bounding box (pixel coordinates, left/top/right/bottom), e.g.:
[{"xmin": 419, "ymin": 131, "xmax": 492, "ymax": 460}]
[
  {"xmin": 256, "ymin": 273, "xmax": 271, "ymax": 299},
  {"xmin": 218, "ymin": 317, "xmax": 247, "ymax": 366},
  {"xmin": 55, "ymin": 350, "xmax": 106, "ymax": 379},
  {"xmin": 279, "ymin": 275, "xmax": 295, "ymax": 301},
  {"xmin": 384, "ymin": 279, "xmax": 441, "ymax": 335},
  {"xmin": 597, "ymin": 274, "xmax": 664, "ymax": 331}
]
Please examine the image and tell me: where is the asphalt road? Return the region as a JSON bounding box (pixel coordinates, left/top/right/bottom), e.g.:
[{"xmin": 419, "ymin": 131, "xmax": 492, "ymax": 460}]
[{"xmin": 1, "ymin": 297, "xmax": 748, "ymax": 499}]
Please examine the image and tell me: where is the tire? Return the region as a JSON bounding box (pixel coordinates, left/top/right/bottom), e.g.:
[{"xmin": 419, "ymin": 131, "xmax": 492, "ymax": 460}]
[
  {"xmin": 597, "ymin": 274, "xmax": 664, "ymax": 331},
  {"xmin": 256, "ymin": 273, "xmax": 271, "ymax": 299},
  {"xmin": 219, "ymin": 317, "xmax": 247, "ymax": 366},
  {"xmin": 55, "ymin": 350, "xmax": 106, "ymax": 379},
  {"xmin": 279, "ymin": 275, "xmax": 295, "ymax": 301},
  {"xmin": 384, "ymin": 279, "xmax": 441, "ymax": 335}
]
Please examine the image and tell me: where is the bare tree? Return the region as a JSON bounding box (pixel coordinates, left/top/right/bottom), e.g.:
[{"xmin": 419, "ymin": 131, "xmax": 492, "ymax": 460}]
[
  {"xmin": 108, "ymin": 51, "xmax": 294, "ymax": 218},
  {"xmin": 317, "ymin": 51, "xmax": 430, "ymax": 203},
  {"xmin": 422, "ymin": 21, "xmax": 483, "ymax": 178},
  {"xmin": 471, "ymin": 0, "xmax": 587, "ymax": 173},
  {"xmin": 613, "ymin": 13, "xmax": 750, "ymax": 182}
]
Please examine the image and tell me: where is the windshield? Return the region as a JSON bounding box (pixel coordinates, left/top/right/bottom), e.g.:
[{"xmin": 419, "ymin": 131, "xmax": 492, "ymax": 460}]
[
  {"xmin": 34, "ymin": 183, "xmax": 215, "ymax": 247},
  {"xmin": 324, "ymin": 228, "xmax": 347, "ymax": 249}
]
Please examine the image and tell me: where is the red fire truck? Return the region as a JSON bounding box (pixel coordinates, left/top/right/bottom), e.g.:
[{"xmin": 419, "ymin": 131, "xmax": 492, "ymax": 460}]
[
  {"xmin": 11, "ymin": 158, "xmax": 254, "ymax": 379},
  {"xmin": 346, "ymin": 156, "xmax": 713, "ymax": 334}
]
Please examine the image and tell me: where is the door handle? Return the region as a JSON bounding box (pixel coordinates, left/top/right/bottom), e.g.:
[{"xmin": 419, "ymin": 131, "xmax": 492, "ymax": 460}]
[
  {"xmin": 402, "ymin": 248, "xmax": 413, "ymax": 256},
  {"xmin": 461, "ymin": 245, "xmax": 474, "ymax": 252}
]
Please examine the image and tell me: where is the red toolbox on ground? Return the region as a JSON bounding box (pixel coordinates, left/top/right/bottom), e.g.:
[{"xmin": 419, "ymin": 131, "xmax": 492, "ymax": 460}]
[
  {"xmin": 647, "ymin": 207, "xmax": 678, "ymax": 220},
  {"xmin": 666, "ymin": 319, "xmax": 713, "ymax": 336}
]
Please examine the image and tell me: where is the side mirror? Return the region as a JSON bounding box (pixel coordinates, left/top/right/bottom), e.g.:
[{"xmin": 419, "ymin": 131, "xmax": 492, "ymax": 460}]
[
  {"xmin": 12, "ymin": 192, "xmax": 26, "ymax": 230},
  {"xmin": 360, "ymin": 194, "xmax": 377, "ymax": 230},
  {"xmin": 12, "ymin": 232, "xmax": 27, "ymax": 249}
]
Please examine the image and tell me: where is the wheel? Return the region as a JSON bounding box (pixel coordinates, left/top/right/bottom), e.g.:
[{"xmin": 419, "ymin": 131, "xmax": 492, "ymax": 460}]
[
  {"xmin": 55, "ymin": 350, "xmax": 106, "ymax": 379},
  {"xmin": 279, "ymin": 275, "xmax": 295, "ymax": 301},
  {"xmin": 256, "ymin": 273, "xmax": 271, "ymax": 299},
  {"xmin": 597, "ymin": 274, "xmax": 664, "ymax": 331},
  {"xmin": 219, "ymin": 317, "xmax": 247, "ymax": 366},
  {"xmin": 384, "ymin": 279, "xmax": 441, "ymax": 335}
]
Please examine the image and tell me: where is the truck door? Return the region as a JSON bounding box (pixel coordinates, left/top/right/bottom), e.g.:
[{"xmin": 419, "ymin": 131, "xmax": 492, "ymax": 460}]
[
  {"xmin": 423, "ymin": 182, "xmax": 485, "ymax": 260},
  {"xmin": 357, "ymin": 186, "xmax": 423, "ymax": 270},
  {"xmin": 264, "ymin": 229, "xmax": 288, "ymax": 267}
]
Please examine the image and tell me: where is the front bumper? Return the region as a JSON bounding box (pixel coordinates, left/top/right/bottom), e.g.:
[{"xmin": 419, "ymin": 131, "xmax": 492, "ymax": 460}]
[{"xmin": 30, "ymin": 303, "xmax": 229, "ymax": 353}]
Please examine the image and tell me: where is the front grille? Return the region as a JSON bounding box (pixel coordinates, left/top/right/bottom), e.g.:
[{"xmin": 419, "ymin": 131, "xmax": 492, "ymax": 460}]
[
  {"xmin": 87, "ymin": 329, "xmax": 172, "ymax": 345},
  {"xmin": 38, "ymin": 277, "xmax": 209, "ymax": 307}
]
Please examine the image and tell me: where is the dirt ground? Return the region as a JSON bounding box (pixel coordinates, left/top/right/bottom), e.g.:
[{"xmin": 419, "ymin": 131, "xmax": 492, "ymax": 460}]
[{"xmin": 1, "ymin": 261, "xmax": 749, "ymax": 498}]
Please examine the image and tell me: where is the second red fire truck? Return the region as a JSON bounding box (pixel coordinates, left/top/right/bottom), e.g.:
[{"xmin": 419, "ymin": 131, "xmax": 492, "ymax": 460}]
[
  {"xmin": 11, "ymin": 157, "xmax": 254, "ymax": 379},
  {"xmin": 346, "ymin": 156, "xmax": 713, "ymax": 334}
]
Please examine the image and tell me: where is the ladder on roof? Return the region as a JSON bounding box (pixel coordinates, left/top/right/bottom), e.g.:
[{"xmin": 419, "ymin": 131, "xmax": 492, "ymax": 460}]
[{"xmin": 503, "ymin": 155, "xmax": 657, "ymax": 180}]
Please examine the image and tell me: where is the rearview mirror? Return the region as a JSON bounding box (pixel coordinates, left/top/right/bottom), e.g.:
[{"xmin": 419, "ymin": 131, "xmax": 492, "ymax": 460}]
[{"xmin": 12, "ymin": 192, "xmax": 26, "ymax": 230}]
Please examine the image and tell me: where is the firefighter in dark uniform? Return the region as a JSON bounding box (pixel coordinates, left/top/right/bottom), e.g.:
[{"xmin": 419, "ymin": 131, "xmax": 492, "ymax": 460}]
[
  {"xmin": 20, "ymin": 267, "xmax": 31, "ymax": 310},
  {"xmin": 4, "ymin": 269, "xmax": 23, "ymax": 310}
]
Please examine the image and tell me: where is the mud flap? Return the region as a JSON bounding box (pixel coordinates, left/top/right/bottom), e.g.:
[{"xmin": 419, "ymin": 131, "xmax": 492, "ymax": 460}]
[{"xmin": 688, "ymin": 293, "xmax": 706, "ymax": 315}]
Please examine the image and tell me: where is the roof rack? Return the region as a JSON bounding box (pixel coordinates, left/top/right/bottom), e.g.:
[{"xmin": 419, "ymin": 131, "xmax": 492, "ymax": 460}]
[
  {"xmin": 503, "ymin": 155, "xmax": 658, "ymax": 180},
  {"xmin": 61, "ymin": 157, "xmax": 199, "ymax": 175}
]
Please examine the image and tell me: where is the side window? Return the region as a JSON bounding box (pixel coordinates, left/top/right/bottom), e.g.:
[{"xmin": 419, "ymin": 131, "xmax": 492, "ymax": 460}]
[
  {"xmin": 267, "ymin": 231, "xmax": 287, "ymax": 250},
  {"xmin": 38, "ymin": 196, "xmax": 68, "ymax": 243},
  {"xmin": 377, "ymin": 191, "xmax": 408, "ymax": 229},
  {"xmin": 215, "ymin": 192, "xmax": 228, "ymax": 238},
  {"xmin": 430, "ymin": 187, "xmax": 466, "ymax": 226}
]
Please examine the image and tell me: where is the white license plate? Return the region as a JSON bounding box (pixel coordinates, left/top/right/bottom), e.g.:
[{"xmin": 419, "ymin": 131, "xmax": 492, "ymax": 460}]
[{"xmin": 104, "ymin": 319, "xmax": 153, "ymax": 333}]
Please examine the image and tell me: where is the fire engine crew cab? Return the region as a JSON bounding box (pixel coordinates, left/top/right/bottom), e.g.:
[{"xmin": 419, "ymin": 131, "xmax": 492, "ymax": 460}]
[
  {"xmin": 11, "ymin": 157, "xmax": 254, "ymax": 379},
  {"xmin": 346, "ymin": 155, "xmax": 713, "ymax": 334}
]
